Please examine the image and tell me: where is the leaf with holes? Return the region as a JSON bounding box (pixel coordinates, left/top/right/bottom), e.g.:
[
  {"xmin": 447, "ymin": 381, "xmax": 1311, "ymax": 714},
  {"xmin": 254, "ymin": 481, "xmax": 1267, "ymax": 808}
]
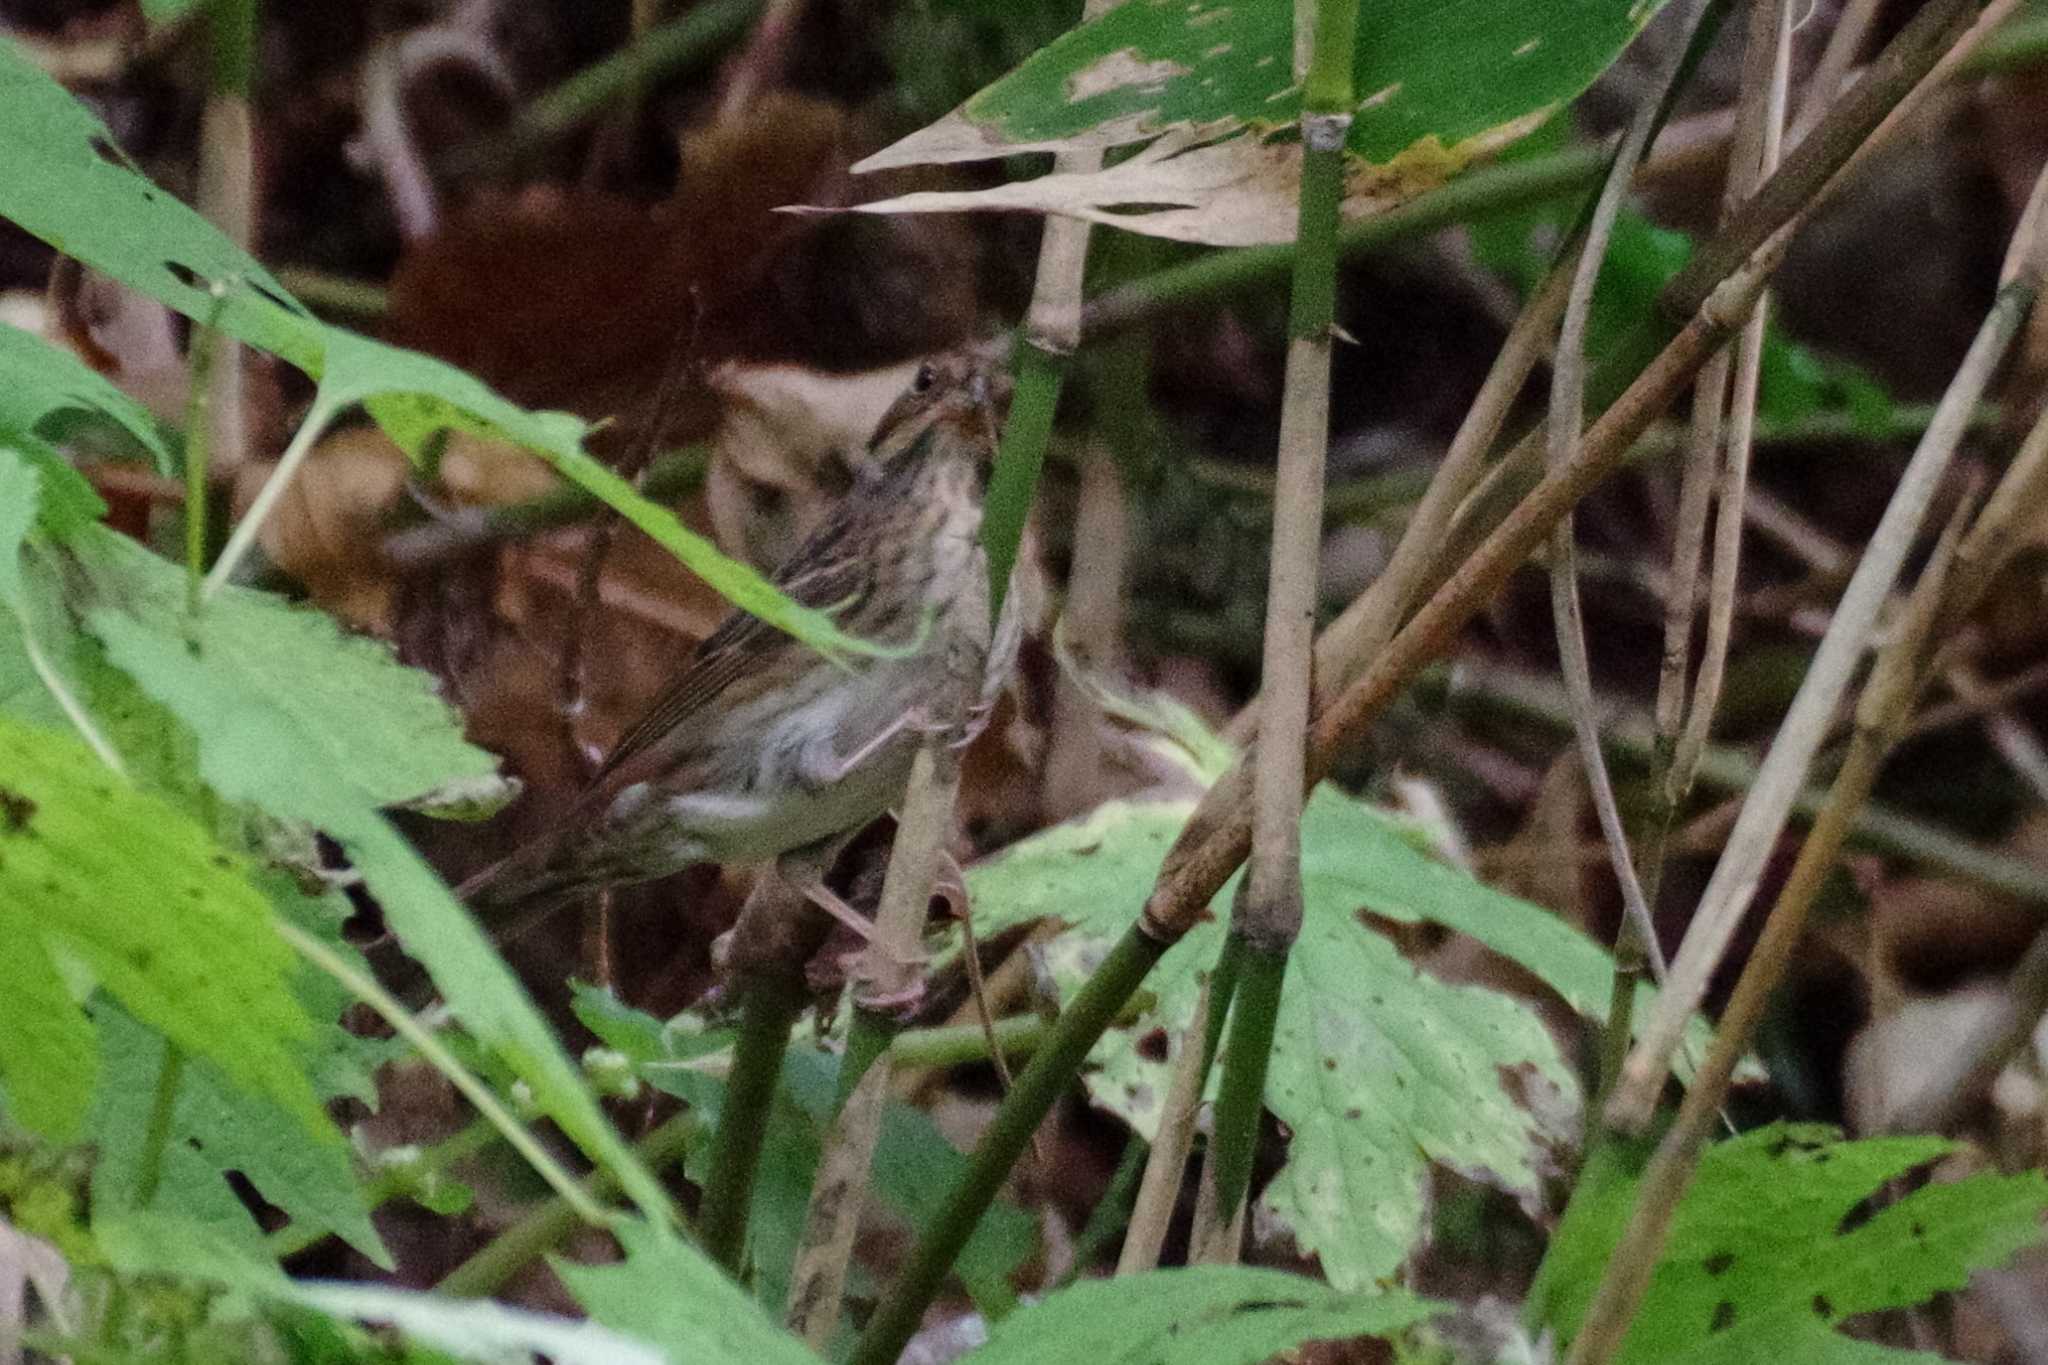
[
  {"xmin": 965, "ymin": 783, "xmax": 1676, "ymax": 1288},
  {"xmin": 848, "ymin": 0, "xmax": 1670, "ymax": 244},
  {"xmin": 0, "ymin": 713, "xmax": 331, "ymax": 1144},
  {"xmin": 0, "ymin": 40, "xmax": 888, "ymax": 663},
  {"xmin": 1534, "ymin": 1123, "xmax": 2048, "ymax": 1363}
]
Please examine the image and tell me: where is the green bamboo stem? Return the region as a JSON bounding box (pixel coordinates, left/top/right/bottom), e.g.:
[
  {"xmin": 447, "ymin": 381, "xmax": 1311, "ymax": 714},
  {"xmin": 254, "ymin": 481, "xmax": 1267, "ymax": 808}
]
[
  {"xmin": 1137, "ymin": 0, "xmax": 2002, "ymax": 959},
  {"xmin": 1205, "ymin": 943, "xmax": 1285, "ymax": 1225},
  {"xmin": 847, "ymin": 924, "xmax": 1169, "ymax": 1365},
  {"xmin": 984, "ymin": 340, "xmax": 1064, "ymax": 614},
  {"xmin": 435, "ymin": 1112, "xmax": 698, "ymax": 1299},
  {"xmin": 1202, "ymin": 0, "xmax": 1357, "ymax": 1254},
  {"xmin": 698, "ymin": 973, "xmax": 806, "ymax": 1274}
]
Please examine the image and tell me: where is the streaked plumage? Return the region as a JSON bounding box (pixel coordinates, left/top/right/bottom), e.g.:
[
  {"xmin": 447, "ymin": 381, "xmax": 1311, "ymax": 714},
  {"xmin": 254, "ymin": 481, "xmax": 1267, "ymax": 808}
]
[{"xmin": 459, "ymin": 349, "xmax": 1018, "ymax": 923}]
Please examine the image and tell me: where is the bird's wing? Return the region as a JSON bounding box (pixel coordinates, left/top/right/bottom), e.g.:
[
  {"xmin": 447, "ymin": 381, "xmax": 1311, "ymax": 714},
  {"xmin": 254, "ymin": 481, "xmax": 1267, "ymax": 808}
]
[{"xmin": 590, "ymin": 509, "xmax": 873, "ymax": 784}]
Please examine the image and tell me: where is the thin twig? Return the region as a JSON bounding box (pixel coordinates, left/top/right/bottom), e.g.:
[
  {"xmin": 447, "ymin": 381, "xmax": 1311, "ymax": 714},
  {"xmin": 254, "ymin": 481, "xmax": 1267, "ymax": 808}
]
[
  {"xmin": 274, "ymin": 919, "xmax": 615, "ymax": 1229},
  {"xmin": 1670, "ymin": 0, "xmax": 1795, "ymax": 796},
  {"xmin": 1115, "ymin": 978, "xmax": 1215, "ymax": 1276},
  {"xmin": 204, "ymin": 396, "xmax": 342, "ymax": 597},
  {"xmin": 1609, "ymin": 173, "xmax": 2047, "ymax": 1132},
  {"xmin": 787, "ymin": 737, "xmax": 959, "ymax": 1346},
  {"xmin": 1198, "ymin": 0, "xmax": 1360, "ymax": 1261},
  {"xmin": 1548, "ymin": 0, "xmax": 1711, "ymax": 1006}
]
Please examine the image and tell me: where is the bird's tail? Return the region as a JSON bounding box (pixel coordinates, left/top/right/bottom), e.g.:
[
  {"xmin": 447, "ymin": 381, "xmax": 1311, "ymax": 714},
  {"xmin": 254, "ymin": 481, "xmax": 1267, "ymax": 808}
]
[{"xmin": 455, "ymin": 836, "xmax": 595, "ymax": 924}]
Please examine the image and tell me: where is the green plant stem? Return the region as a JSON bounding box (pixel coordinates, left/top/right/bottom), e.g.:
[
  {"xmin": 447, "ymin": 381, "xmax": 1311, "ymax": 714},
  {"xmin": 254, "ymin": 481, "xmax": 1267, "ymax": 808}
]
[
  {"xmin": 445, "ymin": 0, "xmax": 762, "ymax": 178},
  {"xmin": 436, "ymin": 1112, "xmax": 698, "ymax": 1300},
  {"xmin": 205, "ymin": 395, "xmax": 340, "ymax": 597},
  {"xmin": 1206, "ymin": 942, "xmax": 1285, "ymax": 1224},
  {"xmin": 848, "ymin": 924, "xmax": 1168, "ymax": 1365},
  {"xmin": 985, "ymin": 340, "xmax": 1064, "ymax": 613},
  {"xmin": 1202, "ymin": 0, "xmax": 1355, "ymax": 1256},
  {"xmin": 179, "ymin": 294, "xmax": 228, "ymax": 616},
  {"xmin": 271, "ymin": 267, "xmax": 390, "ymax": 319},
  {"xmin": 888, "ymin": 1012, "xmax": 1053, "ymax": 1069},
  {"xmin": 699, "ymin": 974, "xmax": 805, "ymax": 1274},
  {"xmin": 132, "ymin": 1044, "xmax": 185, "ymax": 1210},
  {"xmin": 1060, "ymin": 1134, "xmax": 1147, "ymax": 1287},
  {"xmin": 275, "ymin": 919, "xmax": 615, "ymax": 1230},
  {"xmin": 204, "ymin": 0, "xmax": 255, "ymax": 95}
]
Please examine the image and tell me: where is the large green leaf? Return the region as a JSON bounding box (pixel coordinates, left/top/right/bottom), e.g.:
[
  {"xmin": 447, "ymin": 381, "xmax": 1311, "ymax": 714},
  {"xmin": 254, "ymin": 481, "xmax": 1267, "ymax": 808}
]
[
  {"xmin": 964, "ymin": 785, "xmax": 1631, "ymax": 1288},
  {"xmin": 0, "ymin": 714, "xmax": 331, "ymax": 1144},
  {"xmin": 854, "ymin": 0, "xmax": 1670, "ymax": 244},
  {"xmin": 64, "ymin": 525, "xmax": 674, "ymax": 1225},
  {"xmin": 962, "ymin": 1266, "xmax": 1439, "ymax": 1364},
  {"xmin": 0, "ymin": 37, "xmax": 881, "ymax": 662},
  {"xmin": 557, "ymin": 1218, "xmax": 822, "ymax": 1365},
  {"xmin": 1534, "ymin": 1124, "xmax": 2048, "ymax": 1363}
]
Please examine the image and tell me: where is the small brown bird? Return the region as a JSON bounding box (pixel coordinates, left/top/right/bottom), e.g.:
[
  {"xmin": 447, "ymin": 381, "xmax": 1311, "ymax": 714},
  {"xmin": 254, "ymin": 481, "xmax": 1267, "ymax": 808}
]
[{"xmin": 458, "ymin": 347, "xmax": 1020, "ymax": 938}]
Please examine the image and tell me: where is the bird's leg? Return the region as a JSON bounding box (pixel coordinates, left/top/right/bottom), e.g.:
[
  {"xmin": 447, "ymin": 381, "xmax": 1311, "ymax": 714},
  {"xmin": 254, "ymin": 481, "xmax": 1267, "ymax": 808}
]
[
  {"xmin": 800, "ymin": 709, "xmax": 925, "ymax": 789},
  {"xmin": 773, "ymin": 842, "xmax": 928, "ymax": 1012}
]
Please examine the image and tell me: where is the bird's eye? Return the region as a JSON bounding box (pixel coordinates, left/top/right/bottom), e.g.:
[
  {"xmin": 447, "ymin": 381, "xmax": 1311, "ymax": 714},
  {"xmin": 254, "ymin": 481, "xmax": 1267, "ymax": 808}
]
[{"xmin": 912, "ymin": 363, "xmax": 936, "ymax": 394}]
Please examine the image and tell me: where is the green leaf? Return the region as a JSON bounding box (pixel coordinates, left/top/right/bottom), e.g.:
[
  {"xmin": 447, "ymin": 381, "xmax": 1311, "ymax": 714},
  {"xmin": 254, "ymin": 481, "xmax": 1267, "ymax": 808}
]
[
  {"xmin": 69, "ymin": 526, "xmax": 497, "ymax": 810},
  {"xmin": 65, "ymin": 526, "xmax": 675, "ymax": 1226},
  {"xmin": 964, "ymin": 785, "xmax": 1628, "ymax": 1288},
  {"xmin": 964, "ymin": 1267, "xmax": 1440, "ymax": 1364},
  {"xmin": 1537, "ymin": 1124, "xmax": 2048, "ymax": 1364},
  {"xmin": 0, "ymin": 897, "xmax": 96, "ymax": 1140},
  {"xmin": 854, "ymin": 0, "xmax": 1670, "ymax": 244},
  {"xmin": 91, "ymin": 1005, "xmax": 390, "ymax": 1268},
  {"xmin": 291, "ymin": 1284, "xmax": 676, "ymax": 1365},
  {"xmin": 0, "ymin": 321, "xmax": 173, "ymax": 474},
  {"xmin": 0, "ymin": 41, "xmax": 893, "ymax": 662},
  {"xmin": 0, "ymin": 713, "xmax": 330, "ymax": 1142},
  {"xmin": 556, "ymin": 1217, "xmax": 822, "ymax": 1365}
]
